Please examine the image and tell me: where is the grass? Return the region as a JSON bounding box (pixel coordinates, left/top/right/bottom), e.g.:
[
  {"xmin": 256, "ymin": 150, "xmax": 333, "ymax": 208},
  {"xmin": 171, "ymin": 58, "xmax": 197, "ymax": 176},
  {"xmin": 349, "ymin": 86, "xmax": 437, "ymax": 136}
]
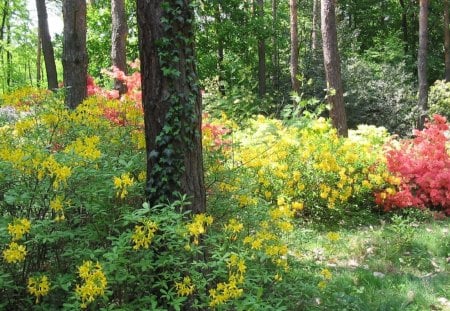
[{"xmin": 284, "ymin": 212, "xmax": 450, "ymax": 310}]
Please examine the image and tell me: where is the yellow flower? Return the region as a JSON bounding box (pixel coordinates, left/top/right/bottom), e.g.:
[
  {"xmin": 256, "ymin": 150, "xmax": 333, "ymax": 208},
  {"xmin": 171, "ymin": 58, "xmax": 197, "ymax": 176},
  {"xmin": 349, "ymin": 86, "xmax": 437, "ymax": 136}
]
[
  {"xmin": 3, "ymin": 242, "xmax": 27, "ymax": 263},
  {"xmin": 175, "ymin": 276, "xmax": 195, "ymax": 296},
  {"xmin": 292, "ymin": 201, "xmax": 304, "ymax": 211},
  {"xmin": 224, "ymin": 218, "xmax": 244, "ymax": 234},
  {"xmin": 320, "ymin": 268, "xmax": 332, "ymax": 280},
  {"xmin": 75, "ymin": 261, "xmax": 108, "ymax": 309},
  {"xmin": 186, "ymin": 213, "xmax": 213, "ymax": 245},
  {"xmin": 326, "ymin": 231, "xmax": 340, "ymax": 242},
  {"xmin": 113, "ymin": 173, "xmax": 135, "ymax": 199},
  {"xmin": 7, "ymin": 218, "xmax": 31, "ymax": 241},
  {"xmin": 132, "ymin": 219, "xmax": 158, "ymax": 250},
  {"xmin": 28, "ymin": 275, "xmax": 50, "ymax": 303}
]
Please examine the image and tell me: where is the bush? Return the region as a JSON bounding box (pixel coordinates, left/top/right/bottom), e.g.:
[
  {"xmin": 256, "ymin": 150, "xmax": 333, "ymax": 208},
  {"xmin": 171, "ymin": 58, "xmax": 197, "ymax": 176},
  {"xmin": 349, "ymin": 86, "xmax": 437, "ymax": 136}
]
[
  {"xmin": 376, "ymin": 115, "xmax": 450, "ymax": 215},
  {"xmin": 342, "ymin": 57, "xmax": 418, "ymax": 136},
  {"xmin": 429, "ymin": 80, "xmax": 450, "ymax": 120}
]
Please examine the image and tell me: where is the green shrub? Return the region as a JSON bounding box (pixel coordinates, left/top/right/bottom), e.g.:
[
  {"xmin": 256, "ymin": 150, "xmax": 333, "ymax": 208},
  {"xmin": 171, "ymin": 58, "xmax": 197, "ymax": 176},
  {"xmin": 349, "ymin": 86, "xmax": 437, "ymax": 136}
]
[{"xmin": 429, "ymin": 80, "xmax": 450, "ymax": 120}]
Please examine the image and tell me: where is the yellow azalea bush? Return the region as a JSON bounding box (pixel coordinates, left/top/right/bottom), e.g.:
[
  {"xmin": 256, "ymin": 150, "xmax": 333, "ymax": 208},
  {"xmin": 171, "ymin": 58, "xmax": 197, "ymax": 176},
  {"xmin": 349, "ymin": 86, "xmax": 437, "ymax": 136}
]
[{"xmin": 0, "ymin": 87, "xmax": 397, "ymax": 310}]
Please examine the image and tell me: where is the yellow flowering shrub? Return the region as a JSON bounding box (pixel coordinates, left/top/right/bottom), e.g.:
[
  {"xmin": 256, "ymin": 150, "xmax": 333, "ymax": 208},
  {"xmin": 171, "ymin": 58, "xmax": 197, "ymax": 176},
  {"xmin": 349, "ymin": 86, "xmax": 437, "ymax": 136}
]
[
  {"xmin": 28, "ymin": 275, "xmax": 50, "ymax": 303},
  {"xmin": 3, "ymin": 242, "xmax": 27, "ymax": 263},
  {"xmin": 75, "ymin": 261, "xmax": 108, "ymax": 309}
]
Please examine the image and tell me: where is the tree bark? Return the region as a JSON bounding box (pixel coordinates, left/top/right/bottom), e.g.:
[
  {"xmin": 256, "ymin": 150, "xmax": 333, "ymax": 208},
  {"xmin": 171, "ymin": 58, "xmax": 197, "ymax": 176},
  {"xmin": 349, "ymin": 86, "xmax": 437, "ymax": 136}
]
[
  {"xmin": 399, "ymin": 0, "xmax": 409, "ymax": 55},
  {"xmin": 311, "ymin": 0, "xmax": 320, "ymax": 51},
  {"xmin": 290, "ymin": 0, "xmax": 300, "ymax": 94},
  {"xmin": 36, "ymin": 0, "xmax": 58, "ymax": 90},
  {"xmin": 321, "ymin": 0, "xmax": 348, "ymax": 137},
  {"xmin": 37, "ymin": 34, "xmax": 42, "ymax": 86},
  {"xmin": 214, "ymin": 3, "xmax": 225, "ymax": 95},
  {"xmin": 271, "ymin": 0, "xmax": 279, "ymax": 90},
  {"xmin": 111, "ymin": 0, "xmax": 128, "ymax": 94},
  {"xmin": 137, "ymin": 0, "xmax": 206, "ymax": 214},
  {"xmin": 256, "ymin": 0, "xmax": 266, "ymax": 97},
  {"xmin": 418, "ymin": 0, "xmax": 428, "ymax": 129},
  {"xmin": 444, "ymin": 0, "xmax": 450, "ymax": 81},
  {"xmin": 62, "ymin": 0, "xmax": 87, "ymax": 109}
]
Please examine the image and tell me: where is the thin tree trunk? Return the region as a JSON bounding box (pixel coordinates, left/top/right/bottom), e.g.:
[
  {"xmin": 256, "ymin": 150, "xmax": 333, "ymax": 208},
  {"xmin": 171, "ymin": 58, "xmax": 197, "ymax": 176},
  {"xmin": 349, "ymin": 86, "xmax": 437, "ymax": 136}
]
[
  {"xmin": 37, "ymin": 34, "xmax": 42, "ymax": 87},
  {"xmin": 290, "ymin": 0, "xmax": 300, "ymax": 94},
  {"xmin": 271, "ymin": 0, "xmax": 279, "ymax": 90},
  {"xmin": 214, "ymin": 3, "xmax": 225, "ymax": 95},
  {"xmin": 111, "ymin": 0, "xmax": 128, "ymax": 94},
  {"xmin": 36, "ymin": 0, "xmax": 58, "ymax": 90},
  {"xmin": 418, "ymin": 0, "xmax": 429, "ymax": 129},
  {"xmin": 444, "ymin": 0, "xmax": 450, "ymax": 81},
  {"xmin": 399, "ymin": 0, "xmax": 409, "ymax": 55},
  {"xmin": 311, "ymin": 0, "xmax": 320, "ymax": 51},
  {"xmin": 321, "ymin": 0, "xmax": 348, "ymax": 136},
  {"xmin": 137, "ymin": 0, "xmax": 206, "ymax": 213},
  {"xmin": 62, "ymin": 0, "xmax": 87, "ymax": 109},
  {"xmin": 256, "ymin": 0, "xmax": 266, "ymax": 97},
  {"xmin": 6, "ymin": 19, "xmax": 11, "ymax": 89}
]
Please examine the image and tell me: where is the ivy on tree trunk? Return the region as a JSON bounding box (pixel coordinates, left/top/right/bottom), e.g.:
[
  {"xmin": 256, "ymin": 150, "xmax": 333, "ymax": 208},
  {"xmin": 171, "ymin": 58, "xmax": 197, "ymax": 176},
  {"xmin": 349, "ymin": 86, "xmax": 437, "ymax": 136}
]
[{"xmin": 137, "ymin": 0, "xmax": 206, "ymax": 213}]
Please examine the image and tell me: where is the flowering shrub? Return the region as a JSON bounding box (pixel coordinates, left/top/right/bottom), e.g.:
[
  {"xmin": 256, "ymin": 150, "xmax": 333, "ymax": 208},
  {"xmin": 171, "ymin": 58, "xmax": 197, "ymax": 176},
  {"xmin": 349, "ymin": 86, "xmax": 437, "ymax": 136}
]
[{"xmin": 376, "ymin": 115, "xmax": 450, "ymax": 215}]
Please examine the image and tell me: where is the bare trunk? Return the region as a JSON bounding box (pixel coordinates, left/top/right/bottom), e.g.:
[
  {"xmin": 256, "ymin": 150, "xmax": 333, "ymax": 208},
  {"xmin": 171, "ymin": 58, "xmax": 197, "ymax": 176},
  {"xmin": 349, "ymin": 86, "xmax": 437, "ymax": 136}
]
[
  {"xmin": 321, "ymin": 0, "xmax": 348, "ymax": 136},
  {"xmin": 399, "ymin": 0, "xmax": 409, "ymax": 55},
  {"xmin": 62, "ymin": 0, "xmax": 87, "ymax": 109},
  {"xmin": 256, "ymin": 0, "xmax": 266, "ymax": 97},
  {"xmin": 311, "ymin": 0, "xmax": 320, "ymax": 51},
  {"xmin": 271, "ymin": 0, "xmax": 279, "ymax": 90},
  {"xmin": 444, "ymin": 0, "xmax": 450, "ymax": 81},
  {"xmin": 214, "ymin": 3, "xmax": 225, "ymax": 95},
  {"xmin": 137, "ymin": 0, "xmax": 206, "ymax": 213},
  {"xmin": 36, "ymin": 0, "xmax": 58, "ymax": 90},
  {"xmin": 418, "ymin": 0, "xmax": 428, "ymax": 129},
  {"xmin": 6, "ymin": 19, "xmax": 11, "ymax": 88},
  {"xmin": 290, "ymin": 0, "xmax": 300, "ymax": 94},
  {"xmin": 111, "ymin": 0, "xmax": 128, "ymax": 94},
  {"xmin": 37, "ymin": 34, "xmax": 42, "ymax": 86}
]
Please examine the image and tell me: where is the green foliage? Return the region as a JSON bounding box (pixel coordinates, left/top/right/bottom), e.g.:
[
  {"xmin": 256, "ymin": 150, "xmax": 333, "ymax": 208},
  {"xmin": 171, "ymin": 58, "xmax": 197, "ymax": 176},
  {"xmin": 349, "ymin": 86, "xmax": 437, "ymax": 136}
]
[
  {"xmin": 342, "ymin": 57, "xmax": 418, "ymax": 135},
  {"xmin": 429, "ymin": 80, "xmax": 450, "ymax": 119}
]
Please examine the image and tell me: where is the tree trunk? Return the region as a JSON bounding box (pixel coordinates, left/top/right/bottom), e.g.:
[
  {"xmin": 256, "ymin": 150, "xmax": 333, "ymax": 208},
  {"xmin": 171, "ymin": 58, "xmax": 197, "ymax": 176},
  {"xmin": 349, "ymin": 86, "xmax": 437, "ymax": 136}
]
[
  {"xmin": 321, "ymin": 0, "xmax": 347, "ymax": 137},
  {"xmin": 111, "ymin": 0, "xmax": 128, "ymax": 94},
  {"xmin": 6, "ymin": 18, "xmax": 11, "ymax": 89},
  {"xmin": 36, "ymin": 0, "xmax": 58, "ymax": 90},
  {"xmin": 399, "ymin": 0, "xmax": 409, "ymax": 55},
  {"xmin": 256, "ymin": 0, "xmax": 266, "ymax": 97},
  {"xmin": 37, "ymin": 34, "xmax": 42, "ymax": 87},
  {"xmin": 214, "ymin": 3, "xmax": 225, "ymax": 95},
  {"xmin": 62, "ymin": 0, "xmax": 87, "ymax": 109},
  {"xmin": 418, "ymin": 0, "xmax": 428, "ymax": 129},
  {"xmin": 311, "ymin": 0, "xmax": 320, "ymax": 51},
  {"xmin": 444, "ymin": 0, "xmax": 450, "ymax": 81},
  {"xmin": 137, "ymin": 0, "xmax": 206, "ymax": 214},
  {"xmin": 271, "ymin": 0, "xmax": 279, "ymax": 90},
  {"xmin": 290, "ymin": 0, "xmax": 300, "ymax": 94}
]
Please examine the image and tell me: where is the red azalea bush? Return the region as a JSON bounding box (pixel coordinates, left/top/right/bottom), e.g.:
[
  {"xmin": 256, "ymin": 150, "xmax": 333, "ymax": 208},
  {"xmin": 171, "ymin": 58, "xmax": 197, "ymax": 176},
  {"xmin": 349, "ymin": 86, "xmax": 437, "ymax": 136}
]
[{"xmin": 376, "ymin": 115, "xmax": 450, "ymax": 215}]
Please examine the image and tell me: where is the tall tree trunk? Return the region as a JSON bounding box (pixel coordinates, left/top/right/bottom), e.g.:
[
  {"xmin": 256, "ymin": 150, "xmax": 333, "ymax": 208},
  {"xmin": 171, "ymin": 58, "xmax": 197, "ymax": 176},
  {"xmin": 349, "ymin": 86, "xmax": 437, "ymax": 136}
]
[
  {"xmin": 321, "ymin": 0, "xmax": 347, "ymax": 137},
  {"xmin": 36, "ymin": 0, "xmax": 58, "ymax": 90},
  {"xmin": 6, "ymin": 19, "xmax": 11, "ymax": 89},
  {"xmin": 271, "ymin": 0, "xmax": 279, "ymax": 90},
  {"xmin": 256, "ymin": 0, "xmax": 266, "ymax": 97},
  {"xmin": 111, "ymin": 0, "xmax": 128, "ymax": 94},
  {"xmin": 37, "ymin": 34, "xmax": 42, "ymax": 87},
  {"xmin": 62, "ymin": 0, "xmax": 87, "ymax": 109},
  {"xmin": 290, "ymin": 0, "xmax": 300, "ymax": 94},
  {"xmin": 311, "ymin": 0, "xmax": 320, "ymax": 51},
  {"xmin": 418, "ymin": 0, "xmax": 428, "ymax": 129},
  {"xmin": 214, "ymin": 3, "xmax": 225, "ymax": 95},
  {"xmin": 444, "ymin": 0, "xmax": 450, "ymax": 81},
  {"xmin": 137, "ymin": 0, "xmax": 206, "ymax": 213},
  {"xmin": 399, "ymin": 0, "xmax": 409, "ymax": 55}
]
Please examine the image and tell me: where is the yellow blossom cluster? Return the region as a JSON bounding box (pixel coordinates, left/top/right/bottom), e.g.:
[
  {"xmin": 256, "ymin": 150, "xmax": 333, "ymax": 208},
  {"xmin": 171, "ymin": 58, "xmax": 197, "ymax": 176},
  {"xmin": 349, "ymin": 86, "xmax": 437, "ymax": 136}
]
[
  {"xmin": 64, "ymin": 136, "xmax": 101, "ymax": 161},
  {"xmin": 318, "ymin": 268, "xmax": 333, "ymax": 290},
  {"xmin": 3, "ymin": 218, "xmax": 31, "ymax": 264},
  {"xmin": 39, "ymin": 155, "xmax": 72, "ymax": 189},
  {"xmin": 113, "ymin": 172, "xmax": 134, "ymax": 199},
  {"xmin": 28, "ymin": 275, "xmax": 50, "ymax": 303},
  {"xmin": 224, "ymin": 218, "xmax": 244, "ymax": 240},
  {"xmin": 175, "ymin": 276, "xmax": 195, "ymax": 297},
  {"xmin": 186, "ymin": 213, "xmax": 213, "ymax": 245},
  {"xmin": 7, "ymin": 218, "xmax": 31, "ymax": 241},
  {"xmin": 75, "ymin": 261, "xmax": 108, "ymax": 309},
  {"xmin": 132, "ymin": 219, "xmax": 158, "ymax": 250},
  {"xmin": 49, "ymin": 196, "xmax": 66, "ymax": 222},
  {"xmin": 209, "ymin": 254, "xmax": 246, "ymax": 307}
]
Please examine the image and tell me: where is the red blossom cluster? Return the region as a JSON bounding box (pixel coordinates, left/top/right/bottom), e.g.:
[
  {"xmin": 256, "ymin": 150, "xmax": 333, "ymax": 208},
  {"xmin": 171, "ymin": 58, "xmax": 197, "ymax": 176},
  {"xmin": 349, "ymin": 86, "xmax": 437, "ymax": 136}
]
[
  {"xmin": 376, "ymin": 115, "xmax": 450, "ymax": 215},
  {"xmin": 202, "ymin": 113, "xmax": 232, "ymax": 150}
]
